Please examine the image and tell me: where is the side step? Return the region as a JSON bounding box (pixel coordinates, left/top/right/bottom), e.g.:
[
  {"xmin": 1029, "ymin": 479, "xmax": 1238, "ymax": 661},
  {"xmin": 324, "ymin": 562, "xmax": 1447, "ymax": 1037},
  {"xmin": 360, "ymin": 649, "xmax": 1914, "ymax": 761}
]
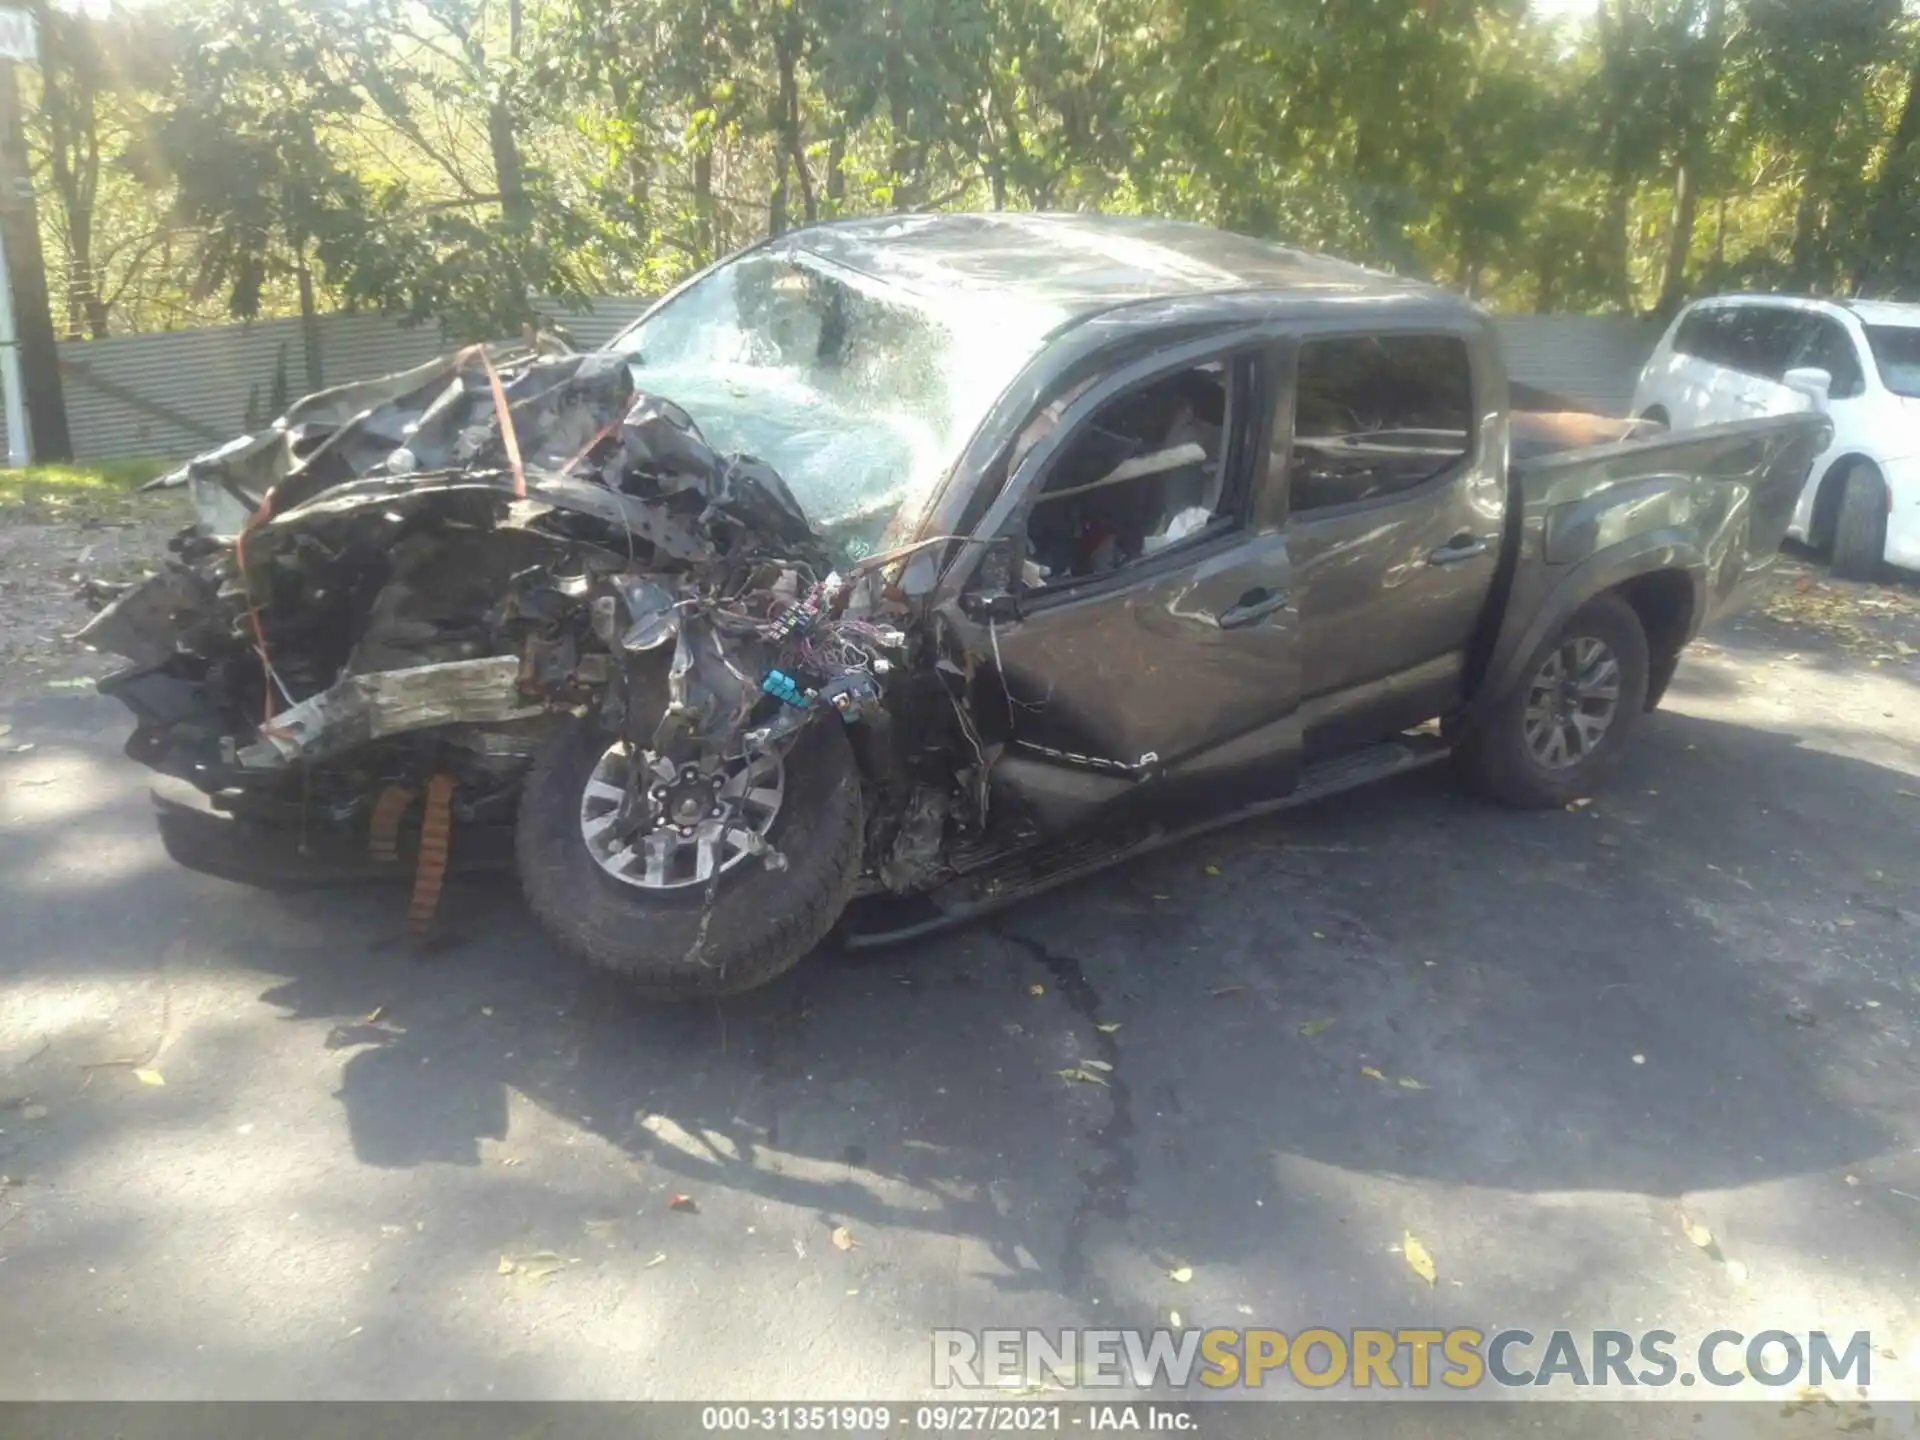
[{"xmin": 839, "ymin": 734, "xmax": 1449, "ymax": 948}]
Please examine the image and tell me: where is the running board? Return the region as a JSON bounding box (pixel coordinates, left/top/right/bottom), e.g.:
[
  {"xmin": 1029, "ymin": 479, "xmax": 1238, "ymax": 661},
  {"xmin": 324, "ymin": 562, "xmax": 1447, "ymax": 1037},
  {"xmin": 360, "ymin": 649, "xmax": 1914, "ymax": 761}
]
[{"xmin": 837, "ymin": 735, "xmax": 1449, "ymax": 949}]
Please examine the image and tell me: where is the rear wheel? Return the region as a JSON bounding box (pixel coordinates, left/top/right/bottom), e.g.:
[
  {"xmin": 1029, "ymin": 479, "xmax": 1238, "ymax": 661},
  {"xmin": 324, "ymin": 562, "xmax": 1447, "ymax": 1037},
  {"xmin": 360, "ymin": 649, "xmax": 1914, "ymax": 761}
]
[
  {"xmin": 1458, "ymin": 593, "xmax": 1650, "ymax": 809},
  {"xmin": 1830, "ymin": 464, "xmax": 1889, "ymax": 582},
  {"xmin": 515, "ymin": 716, "xmax": 864, "ymax": 999}
]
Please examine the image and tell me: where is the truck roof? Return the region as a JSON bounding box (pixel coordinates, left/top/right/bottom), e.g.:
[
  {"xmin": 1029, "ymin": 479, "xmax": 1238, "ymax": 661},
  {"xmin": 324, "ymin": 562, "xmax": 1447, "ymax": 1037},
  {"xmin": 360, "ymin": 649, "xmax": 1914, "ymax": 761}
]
[{"xmin": 787, "ymin": 212, "xmax": 1445, "ymax": 318}]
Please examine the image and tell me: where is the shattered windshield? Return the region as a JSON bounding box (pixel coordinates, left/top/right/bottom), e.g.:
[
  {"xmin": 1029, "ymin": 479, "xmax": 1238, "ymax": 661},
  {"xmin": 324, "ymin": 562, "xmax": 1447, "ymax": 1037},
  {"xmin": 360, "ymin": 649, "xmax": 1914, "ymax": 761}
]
[
  {"xmin": 608, "ymin": 247, "xmax": 1052, "ymax": 561},
  {"xmin": 1864, "ymin": 324, "xmax": 1920, "ymax": 399}
]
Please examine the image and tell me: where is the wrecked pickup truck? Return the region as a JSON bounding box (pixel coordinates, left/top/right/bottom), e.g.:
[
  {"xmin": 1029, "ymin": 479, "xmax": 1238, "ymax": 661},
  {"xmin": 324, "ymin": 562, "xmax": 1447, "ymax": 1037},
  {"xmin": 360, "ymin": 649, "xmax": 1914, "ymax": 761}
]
[{"xmin": 82, "ymin": 214, "xmax": 1831, "ymax": 998}]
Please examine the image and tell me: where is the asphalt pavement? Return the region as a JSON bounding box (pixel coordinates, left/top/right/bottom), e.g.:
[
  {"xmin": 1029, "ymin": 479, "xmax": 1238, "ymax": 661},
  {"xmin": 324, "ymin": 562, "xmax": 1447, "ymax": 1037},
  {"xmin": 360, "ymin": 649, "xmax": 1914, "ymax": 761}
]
[{"xmin": 1, "ymin": 571, "xmax": 1917, "ymax": 1408}]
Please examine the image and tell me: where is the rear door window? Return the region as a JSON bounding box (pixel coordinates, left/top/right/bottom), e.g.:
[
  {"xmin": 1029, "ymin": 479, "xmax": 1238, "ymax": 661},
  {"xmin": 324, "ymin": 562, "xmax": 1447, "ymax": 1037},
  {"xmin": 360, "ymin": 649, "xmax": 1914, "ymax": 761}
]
[
  {"xmin": 1288, "ymin": 334, "xmax": 1473, "ymax": 513},
  {"xmin": 1673, "ymin": 308, "xmax": 1727, "ymax": 362},
  {"xmin": 1721, "ymin": 307, "xmax": 1814, "ymax": 381}
]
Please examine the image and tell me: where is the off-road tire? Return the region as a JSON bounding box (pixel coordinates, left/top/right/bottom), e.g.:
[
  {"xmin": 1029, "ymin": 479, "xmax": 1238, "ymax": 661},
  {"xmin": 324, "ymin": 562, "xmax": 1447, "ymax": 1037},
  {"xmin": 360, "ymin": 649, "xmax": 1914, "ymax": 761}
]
[
  {"xmin": 1831, "ymin": 464, "xmax": 1889, "ymax": 582},
  {"xmin": 515, "ymin": 716, "xmax": 864, "ymax": 999},
  {"xmin": 1457, "ymin": 592, "xmax": 1650, "ymax": 810}
]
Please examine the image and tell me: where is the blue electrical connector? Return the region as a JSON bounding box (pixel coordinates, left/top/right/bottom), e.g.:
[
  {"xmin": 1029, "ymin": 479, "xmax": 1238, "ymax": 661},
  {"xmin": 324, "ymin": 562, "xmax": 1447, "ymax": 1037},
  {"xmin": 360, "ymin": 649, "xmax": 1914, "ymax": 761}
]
[{"xmin": 761, "ymin": 669, "xmax": 810, "ymax": 707}]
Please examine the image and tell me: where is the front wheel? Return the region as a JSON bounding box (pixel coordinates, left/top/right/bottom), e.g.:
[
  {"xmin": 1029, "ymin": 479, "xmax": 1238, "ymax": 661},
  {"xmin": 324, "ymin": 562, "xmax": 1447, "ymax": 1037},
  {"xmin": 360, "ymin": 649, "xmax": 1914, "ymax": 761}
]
[
  {"xmin": 1457, "ymin": 593, "xmax": 1650, "ymax": 809},
  {"xmin": 515, "ymin": 716, "xmax": 865, "ymax": 999}
]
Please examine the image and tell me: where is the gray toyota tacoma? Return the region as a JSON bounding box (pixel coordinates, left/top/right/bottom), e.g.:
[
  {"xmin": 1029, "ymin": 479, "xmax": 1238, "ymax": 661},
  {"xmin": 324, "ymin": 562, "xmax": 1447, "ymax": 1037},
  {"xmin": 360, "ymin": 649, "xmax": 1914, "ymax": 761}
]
[{"xmin": 81, "ymin": 214, "xmax": 1831, "ymax": 997}]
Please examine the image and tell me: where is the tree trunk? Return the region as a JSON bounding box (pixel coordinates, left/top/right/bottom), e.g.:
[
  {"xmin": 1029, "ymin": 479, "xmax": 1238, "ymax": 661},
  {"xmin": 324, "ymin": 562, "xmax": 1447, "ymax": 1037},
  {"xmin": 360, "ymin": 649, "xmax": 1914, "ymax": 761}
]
[
  {"xmin": 490, "ymin": 0, "xmax": 531, "ymax": 237},
  {"xmin": 885, "ymin": 0, "xmax": 913, "ymax": 211},
  {"xmin": 606, "ymin": 69, "xmax": 652, "ymax": 224},
  {"xmin": 693, "ymin": 143, "xmax": 716, "ymax": 262},
  {"xmin": 1656, "ymin": 163, "xmax": 1697, "ymax": 315},
  {"xmin": 1856, "ymin": 52, "xmax": 1920, "ymax": 293},
  {"xmin": 1604, "ymin": 182, "xmax": 1634, "ymax": 313},
  {"xmin": 0, "ymin": 59, "xmax": 73, "ymax": 460},
  {"xmin": 295, "ymin": 241, "xmax": 324, "ymax": 391},
  {"xmin": 769, "ymin": 14, "xmax": 804, "ymax": 236},
  {"xmin": 826, "ymin": 126, "xmax": 846, "ymax": 211},
  {"xmin": 1791, "ymin": 192, "xmax": 1821, "ymax": 290},
  {"xmin": 488, "ymin": 100, "xmax": 532, "ymax": 234},
  {"xmin": 1655, "ymin": 0, "xmax": 1726, "ymax": 315}
]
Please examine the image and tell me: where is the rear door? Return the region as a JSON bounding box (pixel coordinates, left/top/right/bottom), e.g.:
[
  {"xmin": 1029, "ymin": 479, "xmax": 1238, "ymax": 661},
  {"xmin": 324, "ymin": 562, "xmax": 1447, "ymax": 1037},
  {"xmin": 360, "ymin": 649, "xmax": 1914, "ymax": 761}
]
[
  {"xmin": 954, "ymin": 335, "xmax": 1302, "ymax": 807},
  {"xmin": 1279, "ymin": 328, "xmax": 1506, "ymax": 757},
  {"xmin": 1662, "ymin": 306, "xmax": 1735, "ymax": 427}
]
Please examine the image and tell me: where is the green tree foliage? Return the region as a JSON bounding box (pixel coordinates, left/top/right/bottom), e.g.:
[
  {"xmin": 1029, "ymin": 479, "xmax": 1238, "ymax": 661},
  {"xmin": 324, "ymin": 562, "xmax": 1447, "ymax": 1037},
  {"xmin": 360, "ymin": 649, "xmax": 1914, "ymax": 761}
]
[{"xmin": 25, "ymin": 0, "xmax": 1920, "ymax": 341}]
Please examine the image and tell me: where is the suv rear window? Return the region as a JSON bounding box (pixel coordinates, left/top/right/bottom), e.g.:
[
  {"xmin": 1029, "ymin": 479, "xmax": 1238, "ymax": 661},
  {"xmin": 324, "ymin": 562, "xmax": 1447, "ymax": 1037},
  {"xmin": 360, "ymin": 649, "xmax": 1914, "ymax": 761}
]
[{"xmin": 1673, "ymin": 305, "xmax": 1814, "ymax": 380}]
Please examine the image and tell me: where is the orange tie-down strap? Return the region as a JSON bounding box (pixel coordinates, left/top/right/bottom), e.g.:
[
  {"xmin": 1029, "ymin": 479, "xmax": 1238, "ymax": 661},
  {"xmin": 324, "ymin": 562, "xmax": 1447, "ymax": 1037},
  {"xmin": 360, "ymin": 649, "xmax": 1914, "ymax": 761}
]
[
  {"xmin": 368, "ymin": 784, "xmax": 417, "ymax": 864},
  {"xmin": 407, "ymin": 773, "xmax": 458, "ymax": 945}
]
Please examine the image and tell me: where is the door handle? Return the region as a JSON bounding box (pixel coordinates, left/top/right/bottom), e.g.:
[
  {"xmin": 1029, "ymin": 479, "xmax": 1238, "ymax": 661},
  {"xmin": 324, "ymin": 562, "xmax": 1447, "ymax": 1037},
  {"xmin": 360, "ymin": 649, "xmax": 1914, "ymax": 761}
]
[
  {"xmin": 1428, "ymin": 536, "xmax": 1489, "ymax": 566},
  {"xmin": 1217, "ymin": 587, "xmax": 1290, "ymax": 629}
]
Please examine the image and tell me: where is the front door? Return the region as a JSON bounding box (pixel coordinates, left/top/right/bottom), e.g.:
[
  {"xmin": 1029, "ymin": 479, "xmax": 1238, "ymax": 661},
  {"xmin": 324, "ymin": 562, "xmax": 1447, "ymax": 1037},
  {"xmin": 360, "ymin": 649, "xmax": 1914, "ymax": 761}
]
[{"xmin": 952, "ymin": 338, "xmax": 1302, "ymax": 822}]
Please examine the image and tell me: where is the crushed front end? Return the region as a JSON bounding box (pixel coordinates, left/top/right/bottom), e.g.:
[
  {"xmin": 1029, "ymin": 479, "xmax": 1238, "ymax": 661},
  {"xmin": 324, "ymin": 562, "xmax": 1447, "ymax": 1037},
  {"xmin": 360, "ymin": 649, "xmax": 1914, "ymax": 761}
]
[{"xmin": 80, "ymin": 345, "xmax": 949, "ymax": 983}]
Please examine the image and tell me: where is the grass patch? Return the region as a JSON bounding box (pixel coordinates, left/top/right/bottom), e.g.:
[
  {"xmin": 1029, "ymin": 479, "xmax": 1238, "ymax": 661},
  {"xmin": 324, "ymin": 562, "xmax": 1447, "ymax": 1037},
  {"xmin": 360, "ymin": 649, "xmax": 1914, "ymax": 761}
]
[{"xmin": 0, "ymin": 457, "xmax": 172, "ymax": 514}]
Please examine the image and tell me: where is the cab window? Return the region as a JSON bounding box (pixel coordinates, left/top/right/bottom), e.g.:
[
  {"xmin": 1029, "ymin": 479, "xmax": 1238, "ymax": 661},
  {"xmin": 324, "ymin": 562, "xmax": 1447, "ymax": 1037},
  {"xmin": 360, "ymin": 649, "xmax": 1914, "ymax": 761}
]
[{"xmin": 1288, "ymin": 334, "xmax": 1473, "ymax": 513}]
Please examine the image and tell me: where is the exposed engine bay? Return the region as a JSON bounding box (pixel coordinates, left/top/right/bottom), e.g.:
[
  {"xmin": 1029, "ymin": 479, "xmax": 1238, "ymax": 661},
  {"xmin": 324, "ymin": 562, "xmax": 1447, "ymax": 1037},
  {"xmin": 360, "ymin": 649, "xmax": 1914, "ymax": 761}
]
[{"xmin": 79, "ymin": 345, "xmax": 986, "ymax": 963}]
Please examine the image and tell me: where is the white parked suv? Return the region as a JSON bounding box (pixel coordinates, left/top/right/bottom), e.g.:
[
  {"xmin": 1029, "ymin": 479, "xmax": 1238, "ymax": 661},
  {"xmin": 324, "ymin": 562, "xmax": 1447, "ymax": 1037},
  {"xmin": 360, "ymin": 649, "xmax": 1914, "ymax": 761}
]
[{"xmin": 1631, "ymin": 294, "xmax": 1920, "ymax": 578}]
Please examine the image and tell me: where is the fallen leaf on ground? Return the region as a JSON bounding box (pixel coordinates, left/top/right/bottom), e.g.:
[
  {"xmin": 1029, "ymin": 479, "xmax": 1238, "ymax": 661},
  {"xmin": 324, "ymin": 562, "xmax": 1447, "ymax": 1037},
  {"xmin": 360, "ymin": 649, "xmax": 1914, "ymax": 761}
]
[
  {"xmin": 361, "ymin": 1006, "xmax": 385, "ymax": 1024},
  {"xmin": 669, "ymin": 1194, "xmax": 699, "ymax": 1213},
  {"xmin": 1096, "ymin": 1022, "xmax": 1121, "ymax": 1034},
  {"xmin": 132, "ymin": 1068, "xmax": 165, "ymax": 1087},
  {"xmin": 645, "ymin": 1252, "xmax": 667, "ymax": 1268},
  {"xmin": 1204, "ymin": 865, "xmax": 1222, "ymax": 876},
  {"xmin": 1298, "ymin": 1017, "xmax": 1334, "ymax": 1037},
  {"xmin": 20, "ymin": 1104, "xmax": 48, "ymax": 1121},
  {"xmin": 1396, "ymin": 1076, "xmax": 1427, "ymax": 1091},
  {"xmin": 1170, "ymin": 1310, "xmax": 1184, "ymax": 1329},
  {"xmin": 1078, "ymin": 1058, "xmax": 1113, "ymax": 1072},
  {"xmin": 1168, "ymin": 1265, "xmax": 1193, "ymax": 1283},
  {"xmin": 1681, "ymin": 1215, "xmax": 1714, "ymax": 1249},
  {"xmin": 1403, "ymin": 1231, "xmax": 1437, "ymax": 1286},
  {"xmin": 1845, "ymin": 1174, "xmax": 1860, "ymax": 1187},
  {"xmin": 1057, "ymin": 1066, "xmax": 1110, "ymax": 1087},
  {"xmin": 1027, "ymin": 983, "xmax": 1045, "ymax": 998},
  {"xmin": 497, "ymin": 1251, "xmax": 567, "ymax": 1278},
  {"xmin": 1360, "ymin": 1066, "xmax": 1386, "ymax": 1081},
  {"xmin": 831, "ymin": 1226, "xmax": 857, "ymax": 1252},
  {"xmin": 1566, "ymin": 797, "xmax": 1593, "ymax": 810},
  {"xmin": 1209, "ymin": 985, "xmax": 1244, "ymax": 998}
]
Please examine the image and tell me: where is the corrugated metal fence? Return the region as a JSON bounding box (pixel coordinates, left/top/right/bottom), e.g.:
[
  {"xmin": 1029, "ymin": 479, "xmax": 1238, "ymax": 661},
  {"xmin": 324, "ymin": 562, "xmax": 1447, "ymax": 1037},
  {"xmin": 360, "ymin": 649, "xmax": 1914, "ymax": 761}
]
[
  {"xmin": 3, "ymin": 298, "xmax": 653, "ymax": 466},
  {"xmin": 4, "ymin": 304, "xmax": 1660, "ymax": 467}
]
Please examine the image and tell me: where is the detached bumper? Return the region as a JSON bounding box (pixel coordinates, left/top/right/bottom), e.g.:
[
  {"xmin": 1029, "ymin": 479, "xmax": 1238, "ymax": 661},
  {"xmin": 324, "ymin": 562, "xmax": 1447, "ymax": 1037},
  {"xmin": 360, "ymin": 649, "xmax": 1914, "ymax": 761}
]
[{"xmin": 150, "ymin": 781, "xmax": 515, "ymax": 891}]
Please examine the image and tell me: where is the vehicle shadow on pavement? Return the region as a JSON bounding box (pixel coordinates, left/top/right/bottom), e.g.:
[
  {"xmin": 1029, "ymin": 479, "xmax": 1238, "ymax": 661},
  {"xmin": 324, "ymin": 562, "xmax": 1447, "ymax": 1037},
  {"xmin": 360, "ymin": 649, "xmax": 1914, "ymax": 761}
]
[{"xmin": 254, "ymin": 701, "xmax": 1915, "ymax": 1318}]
